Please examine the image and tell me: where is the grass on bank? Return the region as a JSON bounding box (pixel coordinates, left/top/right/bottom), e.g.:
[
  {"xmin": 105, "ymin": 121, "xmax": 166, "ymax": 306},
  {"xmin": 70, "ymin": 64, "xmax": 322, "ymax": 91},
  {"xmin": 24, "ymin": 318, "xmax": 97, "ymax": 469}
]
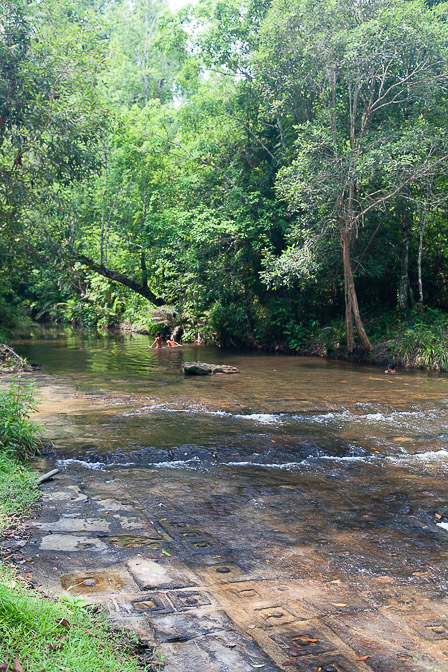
[
  {"xmin": 0, "ymin": 564, "xmax": 161, "ymax": 671},
  {"xmin": 0, "ymin": 378, "xmax": 42, "ymax": 533},
  {"xmin": 0, "ymin": 378, "xmax": 162, "ymax": 672},
  {"xmin": 0, "ymin": 454, "xmax": 40, "ymax": 534}
]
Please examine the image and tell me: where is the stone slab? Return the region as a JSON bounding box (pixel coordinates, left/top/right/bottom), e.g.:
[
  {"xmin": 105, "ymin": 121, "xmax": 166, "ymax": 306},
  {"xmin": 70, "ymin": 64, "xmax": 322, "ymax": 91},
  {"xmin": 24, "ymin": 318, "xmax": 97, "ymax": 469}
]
[
  {"xmin": 40, "ymin": 534, "xmax": 108, "ymax": 552},
  {"xmin": 148, "ymin": 610, "xmax": 234, "ymax": 643},
  {"xmin": 106, "ymin": 535, "xmax": 162, "ymax": 550},
  {"xmin": 41, "ymin": 485, "xmax": 88, "ymax": 503},
  {"xmin": 127, "ymin": 558, "xmax": 198, "ymax": 591},
  {"xmin": 323, "ymin": 611, "xmax": 444, "ymax": 672},
  {"xmin": 60, "ymin": 566, "xmax": 139, "ymax": 595},
  {"xmin": 37, "ymin": 517, "xmax": 110, "ymax": 533},
  {"xmin": 159, "ymin": 631, "xmax": 282, "ymax": 672},
  {"xmin": 110, "ymin": 514, "xmax": 152, "ymax": 531},
  {"xmin": 288, "ymin": 652, "xmax": 371, "ymax": 671},
  {"xmin": 94, "ymin": 498, "xmax": 135, "ymax": 512},
  {"xmin": 270, "ymin": 625, "xmax": 337, "ymax": 658}
]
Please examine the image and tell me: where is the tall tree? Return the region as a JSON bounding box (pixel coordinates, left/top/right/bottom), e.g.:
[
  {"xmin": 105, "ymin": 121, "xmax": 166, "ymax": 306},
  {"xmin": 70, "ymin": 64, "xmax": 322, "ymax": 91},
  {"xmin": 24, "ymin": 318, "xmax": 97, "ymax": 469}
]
[
  {"xmin": 0, "ymin": 0, "xmax": 107, "ymax": 229},
  {"xmin": 256, "ymin": 0, "xmax": 448, "ymax": 351}
]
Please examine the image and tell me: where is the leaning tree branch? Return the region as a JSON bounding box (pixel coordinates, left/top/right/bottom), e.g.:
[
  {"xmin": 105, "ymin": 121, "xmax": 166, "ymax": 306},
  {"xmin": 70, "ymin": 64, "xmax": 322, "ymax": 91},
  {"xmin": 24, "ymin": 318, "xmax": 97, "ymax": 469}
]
[{"xmin": 75, "ymin": 254, "xmax": 165, "ymax": 306}]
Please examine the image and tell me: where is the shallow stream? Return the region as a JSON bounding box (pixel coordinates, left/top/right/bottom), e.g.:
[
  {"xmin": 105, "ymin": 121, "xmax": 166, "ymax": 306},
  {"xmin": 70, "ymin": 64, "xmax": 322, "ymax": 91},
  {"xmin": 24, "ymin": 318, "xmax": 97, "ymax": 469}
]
[{"xmin": 10, "ymin": 328, "xmax": 448, "ymax": 670}]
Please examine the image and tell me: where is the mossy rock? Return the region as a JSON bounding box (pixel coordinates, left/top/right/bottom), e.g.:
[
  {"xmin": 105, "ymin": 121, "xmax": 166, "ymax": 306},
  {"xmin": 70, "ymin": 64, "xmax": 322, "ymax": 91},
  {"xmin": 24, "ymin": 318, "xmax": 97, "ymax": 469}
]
[{"xmin": 183, "ymin": 361, "xmax": 240, "ymax": 375}]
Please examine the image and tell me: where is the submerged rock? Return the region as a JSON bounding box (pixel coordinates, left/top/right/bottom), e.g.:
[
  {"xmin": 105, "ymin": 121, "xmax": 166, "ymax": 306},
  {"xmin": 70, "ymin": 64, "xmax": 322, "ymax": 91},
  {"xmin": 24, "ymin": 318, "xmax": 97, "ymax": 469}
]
[{"xmin": 183, "ymin": 361, "xmax": 240, "ymax": 375}]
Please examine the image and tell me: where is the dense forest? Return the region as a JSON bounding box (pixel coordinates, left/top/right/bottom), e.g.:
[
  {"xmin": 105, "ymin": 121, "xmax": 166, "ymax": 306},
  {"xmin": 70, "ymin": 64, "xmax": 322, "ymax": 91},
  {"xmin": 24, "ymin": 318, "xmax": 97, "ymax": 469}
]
[{"xmin": 2, "ymin": 0, "xmax": 448, "ymax": 366}]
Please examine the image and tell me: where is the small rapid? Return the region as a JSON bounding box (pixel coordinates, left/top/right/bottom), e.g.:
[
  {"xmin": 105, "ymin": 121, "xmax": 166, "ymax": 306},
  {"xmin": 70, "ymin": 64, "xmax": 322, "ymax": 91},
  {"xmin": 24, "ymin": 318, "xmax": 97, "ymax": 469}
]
[{"xmin": 11, "ymin": 327, "xmax": 448, "ymax": 477}]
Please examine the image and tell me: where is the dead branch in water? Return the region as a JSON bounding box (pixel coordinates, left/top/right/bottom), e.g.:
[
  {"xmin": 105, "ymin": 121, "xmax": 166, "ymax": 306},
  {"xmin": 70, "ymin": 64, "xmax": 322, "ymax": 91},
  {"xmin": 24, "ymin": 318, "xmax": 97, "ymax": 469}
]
[
  {"xmin": 0, "ymin": 344, "xmax": 32, "ymax": 372},
  {"xmin": 36, "ymin": 469, "xmax": 60, "ymax": 485}
]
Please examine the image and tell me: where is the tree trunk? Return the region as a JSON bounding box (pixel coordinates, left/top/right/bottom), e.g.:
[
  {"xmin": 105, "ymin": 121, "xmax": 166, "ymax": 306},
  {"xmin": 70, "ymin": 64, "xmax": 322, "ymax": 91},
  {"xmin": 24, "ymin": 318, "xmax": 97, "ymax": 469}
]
[
  {"xmin": 350, "ymin": 280, "xmax": 371, "ymax": 351},
  {"xmin": 342, "ymin": 229, "xmax": 355, "ymax": 352},
  {"xmin": 100, "ymin": 151, "xmax": 107, "ymax": 267},
  {"xmin": 141, "ymin": 249, "xmax": 148, "ymax": 289},
  {"xmin": 418, "ymin": 185, "xmax": 430, "ymax": 305},
  {"xmin": 398, "ymin": 203, "xmax": 411, "ymax": 312},
  {"xmin": 341, "ymin": 227, "xmax": 371, "ymax": 352}
]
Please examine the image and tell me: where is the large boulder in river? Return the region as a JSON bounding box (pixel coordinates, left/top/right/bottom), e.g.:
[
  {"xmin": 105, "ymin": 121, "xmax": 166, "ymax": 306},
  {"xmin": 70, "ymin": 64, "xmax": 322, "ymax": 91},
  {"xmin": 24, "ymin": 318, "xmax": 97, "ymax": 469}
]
[{"xmin": 183, "ymin": 361, "xmax": 240, "ymax": 375}]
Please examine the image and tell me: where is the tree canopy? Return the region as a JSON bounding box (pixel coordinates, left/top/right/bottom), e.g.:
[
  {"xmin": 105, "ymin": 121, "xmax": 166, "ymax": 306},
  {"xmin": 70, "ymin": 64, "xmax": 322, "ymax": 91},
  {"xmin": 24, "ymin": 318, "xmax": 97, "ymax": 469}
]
[{"xmin": 2, "ymin": 0, "xmax": 448, "ymax": 355}]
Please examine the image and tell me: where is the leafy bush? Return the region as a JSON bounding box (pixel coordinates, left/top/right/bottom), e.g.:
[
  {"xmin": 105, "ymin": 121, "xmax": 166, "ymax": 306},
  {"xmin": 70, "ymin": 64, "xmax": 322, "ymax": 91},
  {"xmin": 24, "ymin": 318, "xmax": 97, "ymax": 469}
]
[
  {"xmin": 315, "ymin": 322, "xmax": 345, "ymax": 352},
  {"xmin": 393, "ymin": 320, "xmax": 448, "ymax": 371},
  {"xmin": 0, "ymin": 379, "xmax": 43, "ymax": 460},
  {"xmin": 207, "ymin": 301, "xmax": 251, "ymax": 346},
  {"xmin": 284, "ymin": 320, "xmax": 314, "ymax": 350}
]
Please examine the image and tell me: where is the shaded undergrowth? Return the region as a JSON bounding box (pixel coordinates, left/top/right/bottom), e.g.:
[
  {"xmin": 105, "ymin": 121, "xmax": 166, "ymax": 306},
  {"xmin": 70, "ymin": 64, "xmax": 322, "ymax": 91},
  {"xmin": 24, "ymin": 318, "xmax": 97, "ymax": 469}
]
[{"xmin": 304, "ymin": 307, "xmax": 448, "ymax": 371}]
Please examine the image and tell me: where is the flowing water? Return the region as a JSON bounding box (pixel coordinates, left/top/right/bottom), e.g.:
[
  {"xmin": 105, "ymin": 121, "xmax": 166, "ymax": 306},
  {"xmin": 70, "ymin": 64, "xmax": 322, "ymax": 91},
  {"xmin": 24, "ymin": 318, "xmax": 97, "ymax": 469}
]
[{"xmin": 10, "ymin": 328, "xmax": 448, "ymax": 671}]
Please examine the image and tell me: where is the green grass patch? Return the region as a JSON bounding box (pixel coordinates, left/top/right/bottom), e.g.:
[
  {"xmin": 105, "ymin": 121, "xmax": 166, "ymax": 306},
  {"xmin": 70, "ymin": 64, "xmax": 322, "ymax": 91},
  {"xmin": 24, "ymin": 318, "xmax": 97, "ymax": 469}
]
[
  {"xmin": 0, "ymin": 564, "xmax": 161, "ymax": 671},
  {"xmin": 0, "ymin": 455, "xmax": 40, "ymax": 534},
  {"xmin": 0, "ymin": 378, "xmax": 42, "ymax": 533}
]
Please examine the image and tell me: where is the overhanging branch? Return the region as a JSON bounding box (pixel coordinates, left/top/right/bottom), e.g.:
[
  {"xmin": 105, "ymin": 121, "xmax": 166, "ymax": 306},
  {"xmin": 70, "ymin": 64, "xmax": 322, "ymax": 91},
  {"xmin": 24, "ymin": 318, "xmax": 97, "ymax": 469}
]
[{"xmin": 75, "ymin": 254, "xmax": 165, "ymax": 306}]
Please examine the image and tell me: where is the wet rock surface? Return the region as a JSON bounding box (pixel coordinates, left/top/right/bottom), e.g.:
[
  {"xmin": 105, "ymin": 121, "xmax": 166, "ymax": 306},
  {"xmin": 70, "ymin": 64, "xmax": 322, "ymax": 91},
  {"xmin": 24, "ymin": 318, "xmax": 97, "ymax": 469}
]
[{"xmin": 16, "ymin": 467, "xmax": 448, "ymax": 672}]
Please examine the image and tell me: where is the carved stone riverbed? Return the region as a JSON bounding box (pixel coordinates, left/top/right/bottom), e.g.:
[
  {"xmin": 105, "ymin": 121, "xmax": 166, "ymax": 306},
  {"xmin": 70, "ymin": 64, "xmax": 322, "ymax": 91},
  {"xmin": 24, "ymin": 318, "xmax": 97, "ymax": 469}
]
[{"xmin": 7, "ymin": 329, "xmax": 448, "ymax": 671}]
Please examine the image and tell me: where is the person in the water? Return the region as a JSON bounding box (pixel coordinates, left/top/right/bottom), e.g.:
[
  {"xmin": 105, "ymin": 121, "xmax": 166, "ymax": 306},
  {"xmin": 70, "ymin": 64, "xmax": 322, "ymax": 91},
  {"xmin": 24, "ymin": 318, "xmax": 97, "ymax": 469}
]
[
  {"xmin": 385, "ymin": 363, "xmax": 396, "ymax": 374},
  {"xmin": 164, "ymin": 336, "xmax": 182, "ymax": 348},
  {"xmin": 149, "ymin": 332, "xmax": 164, "ymax": 348}
]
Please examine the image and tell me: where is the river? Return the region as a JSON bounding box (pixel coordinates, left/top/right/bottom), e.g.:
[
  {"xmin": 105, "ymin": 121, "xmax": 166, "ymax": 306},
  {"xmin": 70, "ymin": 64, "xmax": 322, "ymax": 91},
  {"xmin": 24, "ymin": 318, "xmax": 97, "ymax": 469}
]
[{"xmin": 10, "ymin": 328, "xmax": 448, "ymax": 671}]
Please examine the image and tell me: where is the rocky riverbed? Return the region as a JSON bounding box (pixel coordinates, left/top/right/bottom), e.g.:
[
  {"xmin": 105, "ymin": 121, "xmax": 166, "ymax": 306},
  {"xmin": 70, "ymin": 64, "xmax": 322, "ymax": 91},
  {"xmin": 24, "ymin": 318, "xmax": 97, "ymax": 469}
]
[{"xmin": 7, "ymin": 331, "xmax": 448, "ymax": 671}]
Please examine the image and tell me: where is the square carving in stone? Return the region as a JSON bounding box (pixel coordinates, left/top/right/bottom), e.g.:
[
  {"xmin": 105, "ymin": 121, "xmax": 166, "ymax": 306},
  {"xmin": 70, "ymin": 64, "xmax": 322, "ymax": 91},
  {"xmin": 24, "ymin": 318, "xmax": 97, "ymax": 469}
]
[
  {"xmin": 255, "ymin": 606, "xmax": 297, "ymax": 627},
  {"xmin": 271, "ymin": 627, "xmax": 336, "ymax": 657},
  {"xmin": 132, "ymin": 593, "xmax": 173, "ymax": 615},
  {"xmin": 235, "ymin": 588, "xmax": 260, "ymax": 600},
  {"xmin": 169, "ymin": 591, "xmax": 214, "ymax": 611}
]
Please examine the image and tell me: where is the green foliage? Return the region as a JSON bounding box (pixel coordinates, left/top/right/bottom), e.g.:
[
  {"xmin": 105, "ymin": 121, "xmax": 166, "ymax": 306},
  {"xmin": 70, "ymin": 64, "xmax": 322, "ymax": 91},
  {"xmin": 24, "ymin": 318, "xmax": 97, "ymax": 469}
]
[
  {"xmin": 0, "ymin": 564, "xmax": 162, "ymax": 671},
  {"xmin": 315, "ymin": 324, "xmax": 346, "ymax": 353},
  {"xmin": 2, "ymin": 0, "xmax": 448, "ymax": 367},
  {"xmin": 0, "ymin": 379, "xmax": 43, "ymax": 460},
  {"xmin": 392, "ymin": 310, "xmax": 448, "ymax": 370}
]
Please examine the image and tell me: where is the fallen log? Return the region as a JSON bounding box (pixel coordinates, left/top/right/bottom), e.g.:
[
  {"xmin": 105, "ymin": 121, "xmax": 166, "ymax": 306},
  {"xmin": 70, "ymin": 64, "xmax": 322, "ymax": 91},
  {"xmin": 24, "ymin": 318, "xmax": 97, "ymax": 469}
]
[{"xmin": 0, "ymin": 344, "xmax": 32, "ymax": 372}]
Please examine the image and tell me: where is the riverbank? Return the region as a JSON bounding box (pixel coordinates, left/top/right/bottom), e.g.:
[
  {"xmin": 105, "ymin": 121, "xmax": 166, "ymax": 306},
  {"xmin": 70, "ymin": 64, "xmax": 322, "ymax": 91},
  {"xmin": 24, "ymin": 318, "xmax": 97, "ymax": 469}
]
[
  {"xmin": 0, "ymin": 558, "xmax": 162, "ymax": 671},
  {"xmin": 299, "ymin": 308, "xmax": 448, "ymax": 371},
  {"xmin": 7, "ymin": 304, "xmax": 448, "ymax": 373},
  {"xmin": 119, "ymin": 306, "xmax": 448, "ymax": 372},
  {"xmin": 0, "ymin": 380, "xmax": 162, "ymax": 672},
  {"xmin": 0, "ymin": 466, "xmax": 162, "ymax": 672}
]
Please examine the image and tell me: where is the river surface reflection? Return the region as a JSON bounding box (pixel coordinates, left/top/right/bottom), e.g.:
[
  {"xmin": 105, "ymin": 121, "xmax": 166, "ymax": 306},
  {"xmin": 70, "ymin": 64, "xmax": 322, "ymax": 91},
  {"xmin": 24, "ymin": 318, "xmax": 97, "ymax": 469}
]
[
  {"xmin": 9, "ymin": 328, "xmax": 448, "ymax": 670},
  {"xmin": 12, "ymin": 328, "xmax": 448, "ymax": 469}
]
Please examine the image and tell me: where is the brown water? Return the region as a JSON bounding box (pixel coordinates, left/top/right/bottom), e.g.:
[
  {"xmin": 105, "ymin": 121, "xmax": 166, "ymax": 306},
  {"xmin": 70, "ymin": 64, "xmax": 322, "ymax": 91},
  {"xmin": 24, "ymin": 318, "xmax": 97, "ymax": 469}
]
[{"xmin": 9, "ymin": 328, "xmax": 448, "ymax": 670}]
